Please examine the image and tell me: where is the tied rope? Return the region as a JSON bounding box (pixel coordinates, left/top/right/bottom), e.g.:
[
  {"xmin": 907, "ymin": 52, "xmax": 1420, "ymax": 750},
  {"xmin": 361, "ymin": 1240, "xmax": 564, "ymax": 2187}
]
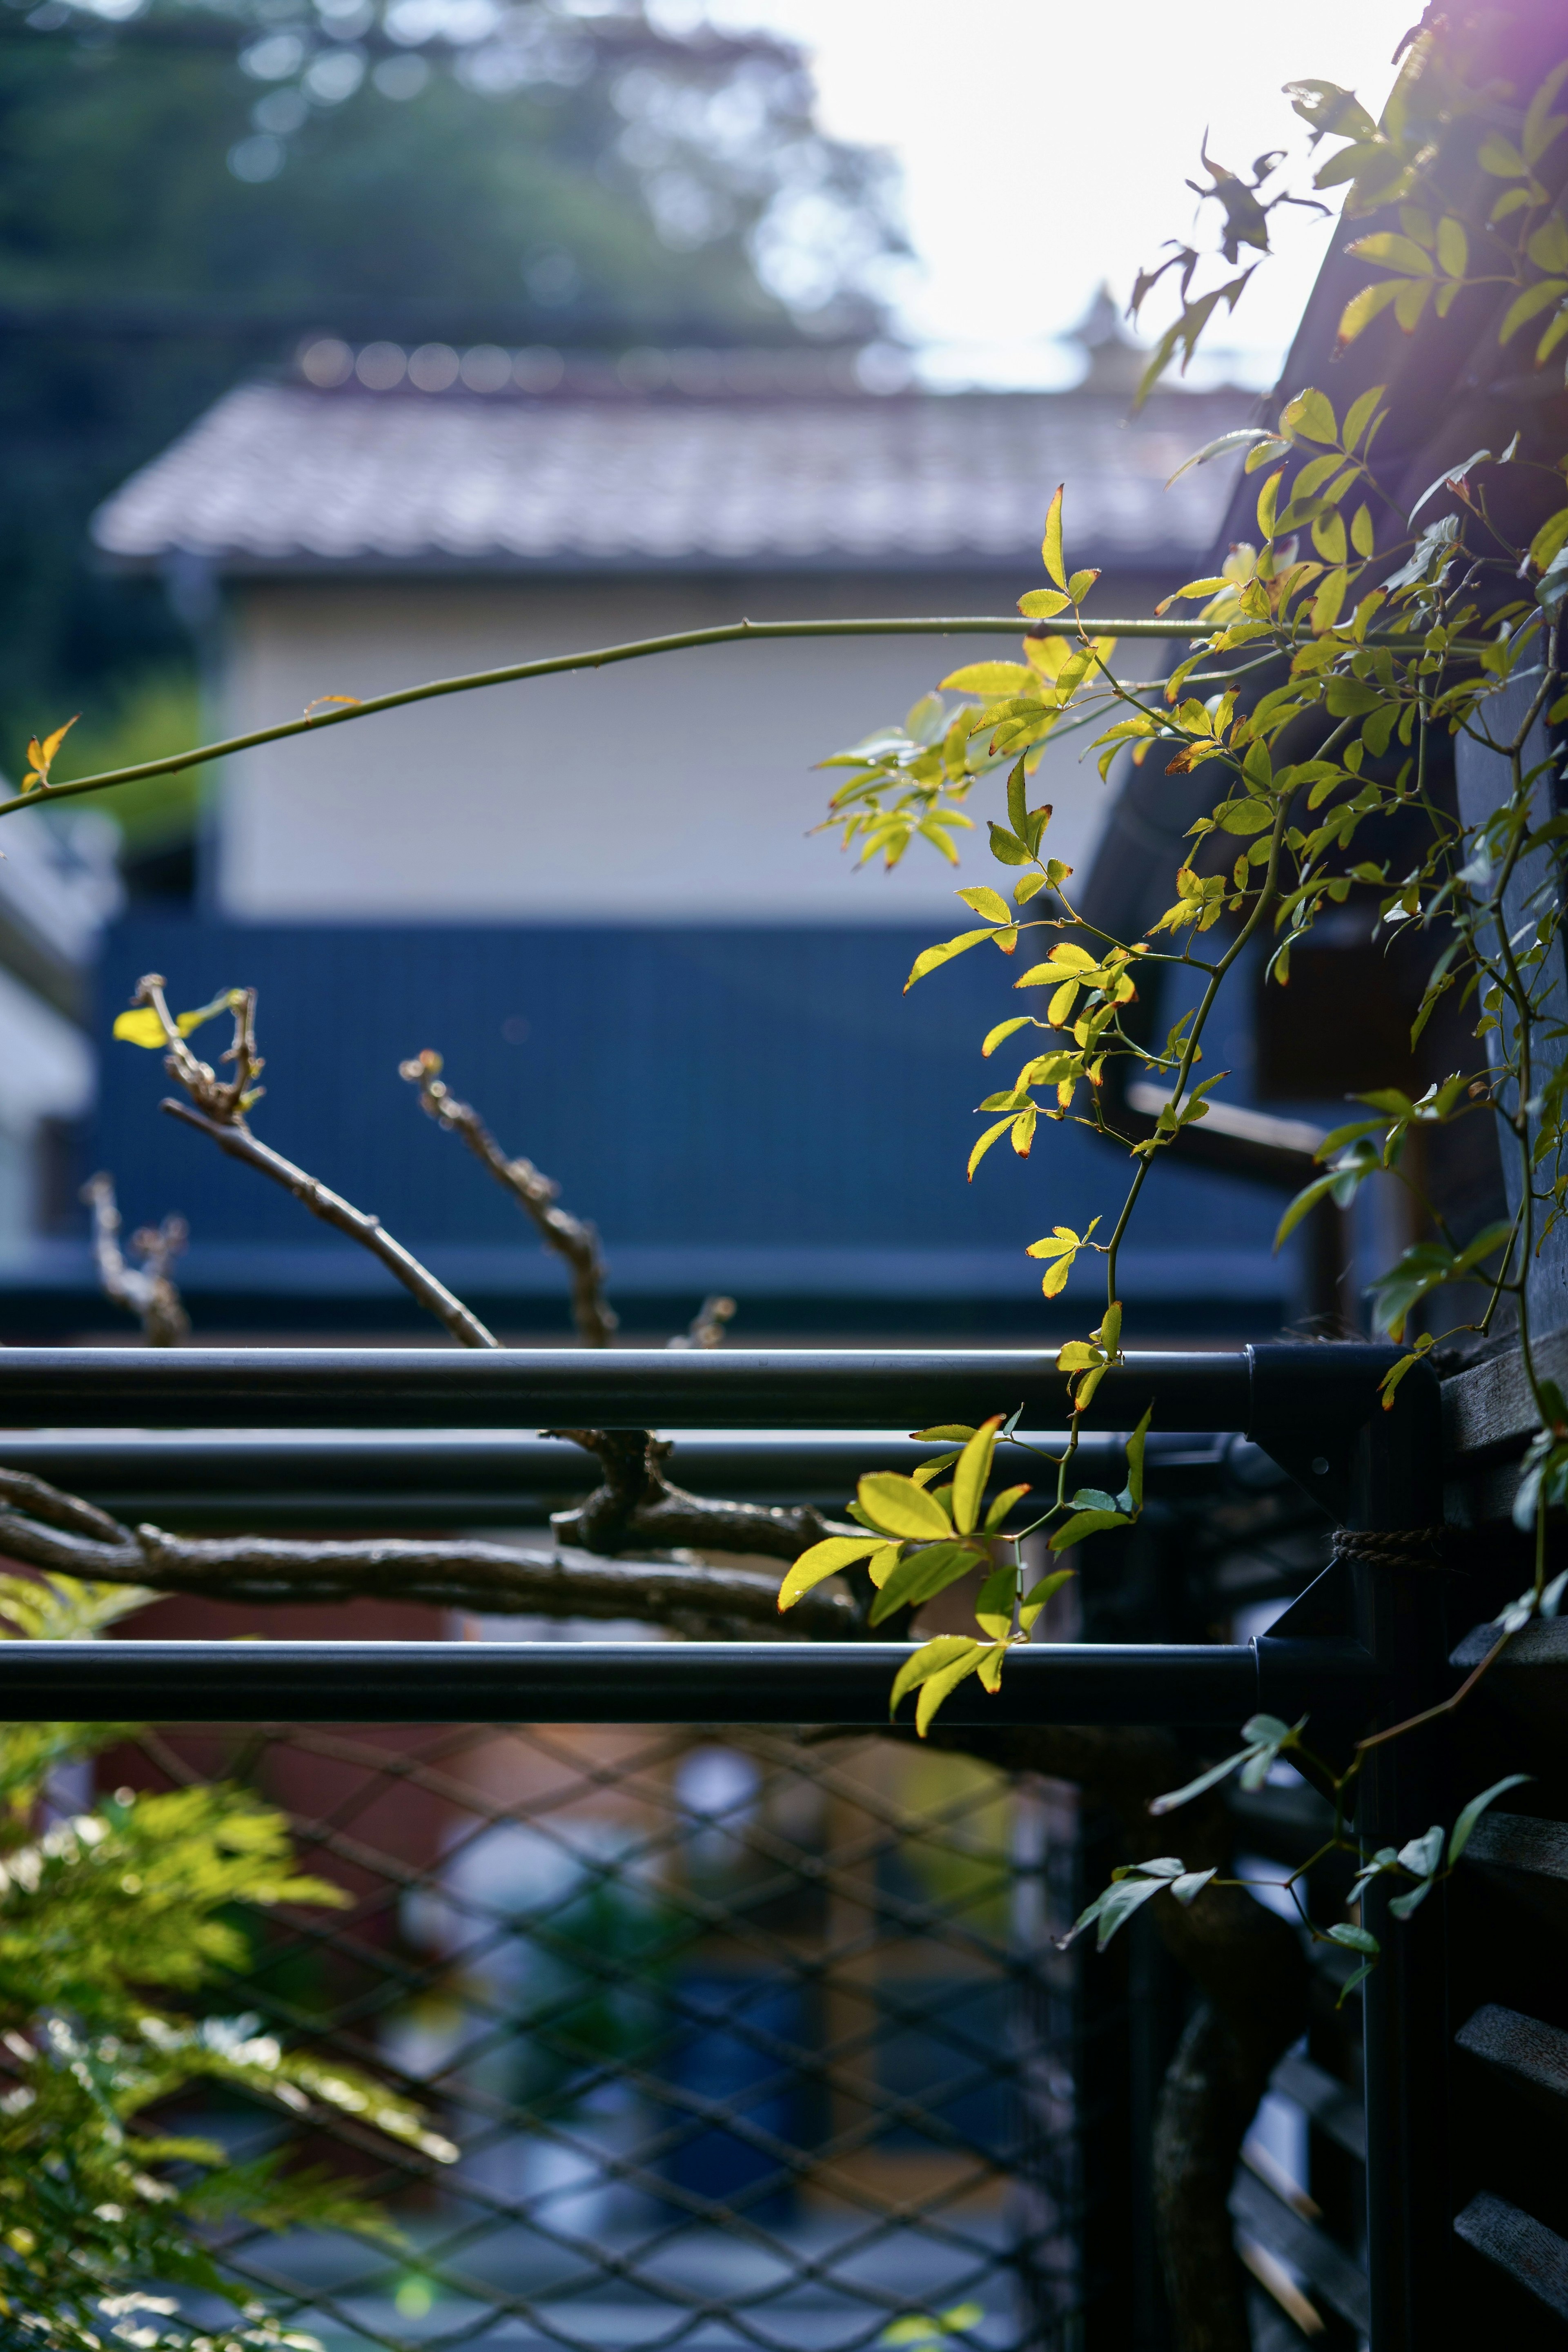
[{"xmin": 1330, "ymin": 1526, "xmax": 1449, "ymax": 1574}]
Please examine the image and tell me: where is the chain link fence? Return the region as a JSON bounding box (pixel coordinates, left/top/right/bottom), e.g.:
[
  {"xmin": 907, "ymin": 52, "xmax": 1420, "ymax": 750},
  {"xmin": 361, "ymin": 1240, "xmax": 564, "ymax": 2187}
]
[{"xmin": 120, "ymin": 1708, "xmax": 1092, "ymax": 2352}]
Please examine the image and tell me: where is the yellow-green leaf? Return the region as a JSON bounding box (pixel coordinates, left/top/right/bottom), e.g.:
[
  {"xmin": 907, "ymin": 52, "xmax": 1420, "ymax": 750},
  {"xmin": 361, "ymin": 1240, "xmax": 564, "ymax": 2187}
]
[
  {"xmin": 1531, "ymin": 506, "xmax": 1568, "ymax": 573},
  {"xmin": 940, "ymin": 662, "xmax": 1035, "ymax": 696},
  {"xmin": 1436, "ymin": 216, "xmax": 1468, "ymax": 277},
  {"xmin": 1256, "ymin": 468, "xmax": 1283, "ymax": 540},
  {"xmin": 1342, "ymin": 385, "xmax": 1386, "ymax": 451},
  {"xmin": 857, "ymin": 1472, "xmax": 953, "ymax": 1543},
  {"xmin": 777, "ymin": 1536, "xmax": 883, "ymax": 1612},
  {"xmin": 1336, "ymin": 280, "xmax": 1401, "ymax": 346},
  {"xmin": 1018, "ymin": 588, "xmax": 1071, "ymax": 619},
  {"xmin": 1499, "ymin": 278, "xmax": 1567, "ymax": 345},
  {"xmin": 1350, "ymin": 502, "xmax": 1375, "ymax": 558},
  {"xmin": 955, "ymin": 886, "xmax": 1013, "ymax": 926},
  {"xmin": 1018, "ymin": 1567, "xmax": 1074, "ymax": 1631},
  {"xmin": 967, "ymin": 1116, "xmax": 1016, "ymax": 1180},
  {"xmin": 918, "ymin": 1644, "xmax": 987, "ymax": 1734},
  {"xmin": 113, "ymin": 1008, "xmax": 172, "ymax": 1049},
  {"xmin": 1214, "ymin": 799, "xmax": 1274, "ymax": 835},
  {"xmin": 904, "ymin": 930, "xmax": 993, "ymax": 993},
  {"xmin": 889, "ymin": 1636, "xmax": 980, "ymax": 1722},
  {"xmin": 1280, "ymin": 387, "xmax": 1337, "ymax": 444},
  {"xmin": 1042, "ymin": 484, "xmax": 1066, "ymax": 590},
  {"xmin": 951, "ymin": 1416, "xmax": 1002, "ymax": 1535},
  {"xmin": 981, "ymin": 1016, "xmax": 1033, "ymax": 1058},
  {"xmin": 911, "ymin": 1425, "xmax": 977, "ymax": 1441}
]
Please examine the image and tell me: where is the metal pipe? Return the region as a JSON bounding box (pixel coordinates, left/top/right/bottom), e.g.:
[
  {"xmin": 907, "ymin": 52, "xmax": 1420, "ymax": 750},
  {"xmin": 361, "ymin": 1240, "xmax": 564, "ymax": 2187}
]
[
  {"xmin": 0, "ymin": 1428, "xmax": 1241, "ymax": 1528},
  {"xmin": 0, "ymin": 1637, "xmax": 1374, "ymax": 1726},
  {"xmin": 0, "ymin": 1347, "xmax": 1255, "ymax": 1432}
]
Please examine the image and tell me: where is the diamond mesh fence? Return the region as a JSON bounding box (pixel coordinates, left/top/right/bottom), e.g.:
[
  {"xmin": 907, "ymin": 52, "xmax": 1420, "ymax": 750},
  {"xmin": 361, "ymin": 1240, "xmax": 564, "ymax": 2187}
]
[{"xmin": 117, "ymin": 1713, "xmax": 1092, "ymax": 2352}]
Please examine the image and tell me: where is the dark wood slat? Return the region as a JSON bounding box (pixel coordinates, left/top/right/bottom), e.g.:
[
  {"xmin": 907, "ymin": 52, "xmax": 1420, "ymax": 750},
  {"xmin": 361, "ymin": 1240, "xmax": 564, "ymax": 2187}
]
[
  {"xmin": 1455, "ymin": 2192, "xmax": 1568, "ymax": 2320},
  {"xmin": 1270, "ymin": 2049, "xmax": 1367, "ymax": 2161},
  {"xmin": 1229, "ymin": 2169, "xmax": 1371, "ymax": 2335},
  {"xmin": 1457, "ymin": 2004, "xmax": 1568, "ymax": 2111},
  {"xmin": 1466, "ymin": 1814, "xmax": 1568, "ymax": 1881},
  {"xmin": 1443, "ymin": 1330, "xmax": 1568, "ymax": 1461}
]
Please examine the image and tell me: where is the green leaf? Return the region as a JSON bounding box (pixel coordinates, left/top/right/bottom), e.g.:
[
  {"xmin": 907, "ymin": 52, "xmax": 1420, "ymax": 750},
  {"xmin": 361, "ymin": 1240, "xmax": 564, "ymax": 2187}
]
[
  {"xmin": 987, "ymin": 822, "xmax": 1031, "ymax": 866},
  {"xmin": 1018, "ymin": 588, "xmax": 1071, "ymax": 619},
  {"xmin": 1448, "ymin": 1773, "xmax": 1533, "ymax": 1867},
  {"xmin": 857, "ymin": 1472, "xmax": 953, "ymax": 1543},
  {"xmin": 982, "ymin": 1016, "xmax": 1033, "ymax": 1058},
  {"xmin": 1280, "ymin": 387, "xmax": 1338, "ymax": 444},
  {"xmin": 951, "ymin": 1417, "xmax": 1002, "ymax": 1535},
  {"xmin": 1165, "ymin": 428, "xmax": 1277, "ymax": 488},
  {"xmin": 1342, "ymin": 384, "xmax": 1387, "ymax": 451},
  {"xmin": 904, "ymin": 929, "xmax": 993, "ymax": 992},
  {"xmin": 869, "ymin": 1541, "xmax": 978, "ymax": 1627},
  {"xmin": 955, "ymin": 885, "xmax": 1013, "ymax": 927},
  {"xmin": 1018, "ymin": 1566, "xmax": 1074, "ymax": 1631},
  {"xmin": 911, "ymin": 1425, "xmax": 977, "ymax": 1442},
  {"xmin": 1048, "ymin": 1507, "xmax": 1129, "ymax": 1554},
  {"xmin": 1214, "ymin": 798, "xmax": 1274, "ymax": 835},
  {"xmin": 1436, "ymin": 215, "xmax": 1468, "ymax": 277},
  {"xmin": 777, "ymin": 1535, "xmax": 884, "ymax": 1612},
  {"xmin": 1066, "ymin": 568, "xmax": 1098, "ymax": 602},
  {"xmin": 1125, "ymin": 1405, "xmax": 1152, "ymax": 1514},
  {"xmin": 939, "ymin": 661, "xmax": 1035, "ymax": 696},
  {"xmin": 1326, "ymin": 1922, "xmax": 1379, "ymax": 1956},
  {"xmin": 1499, "ymin": 277, "xmax": 1568, "ymax": 345},
  {"xmin": 967, "ymin": 1116, "xmax": 1016, "ymax": 1180},
  {"xmin": 1478, "ymin": 131, "xmax": 1527, "ymax": 177},
  {"xmin": 983, "ymin": 1481, "xmax": 1032, "ymax": 1534},
  {"xmin": 1042, "ymin": 484, "xmax": 1066, "ymax": 590},
  {"xmin": 1256, "ymin": 468, "xmax": 1283, "ymax": 539},
  {"xmin": 889, "ymin": 1636, "xmax": 981, "ymax": 1720},
  {"xmin": 1061, "ymin": 1865, "xmax": 1179, "ymax": 1952}
]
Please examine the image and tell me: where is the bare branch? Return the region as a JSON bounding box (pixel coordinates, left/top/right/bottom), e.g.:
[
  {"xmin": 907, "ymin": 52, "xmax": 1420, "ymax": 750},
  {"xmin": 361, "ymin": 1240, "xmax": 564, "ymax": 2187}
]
[
  {"xmin": 546, "ymin": 1429, "xmax": 850, "ymax": 1563},
  {"xmin": 669, "ymin": 1295, "xmax": 737, "ymax": 1350},
  {"xmin": 399, "ymin": 1051, "xmax": 615, "ymax": 1345},
  {"xmin": 80, "ymin": 1172, "xmax": 191, "ymax": 1346},
  {"xmin": 131, "ymin": 979, "xmax": 499, "ymax": 1350},
  {"xmin": 0, "ymin": 1470, "xmax": 855, "ymax": 1640}
]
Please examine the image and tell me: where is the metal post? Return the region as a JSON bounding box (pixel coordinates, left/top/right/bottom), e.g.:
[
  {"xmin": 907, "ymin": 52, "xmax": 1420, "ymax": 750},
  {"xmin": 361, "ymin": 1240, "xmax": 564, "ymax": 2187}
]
[{"xmin": 1253, "ymin": 1345, "xmax": 1449, "ymax": 2351}]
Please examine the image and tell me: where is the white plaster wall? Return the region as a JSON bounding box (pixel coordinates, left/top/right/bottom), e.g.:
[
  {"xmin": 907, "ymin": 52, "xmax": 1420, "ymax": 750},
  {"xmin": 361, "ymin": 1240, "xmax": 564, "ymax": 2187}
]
[{"xmin": 216, "ymin": 575, "xmax": 1150, "ymax": 924}]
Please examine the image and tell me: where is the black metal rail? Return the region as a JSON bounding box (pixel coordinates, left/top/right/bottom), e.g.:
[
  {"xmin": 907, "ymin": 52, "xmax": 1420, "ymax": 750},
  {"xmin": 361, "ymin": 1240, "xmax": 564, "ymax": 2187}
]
[
  {"xmin": 0, "ymin": 1339, "xmax": 1448, "ymax": 2350},
  {"xmin": 0, "ymin": 1634, "xmax": 1376, "ymax": 1725},
  {"xmin": 0, "ymin": 1427, "xmax": 1251, "ymax": 1529}
]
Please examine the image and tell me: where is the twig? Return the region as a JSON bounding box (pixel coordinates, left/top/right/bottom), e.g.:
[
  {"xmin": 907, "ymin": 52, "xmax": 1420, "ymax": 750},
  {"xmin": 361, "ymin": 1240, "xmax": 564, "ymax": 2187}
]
[
  {"xmin": 399, "ymin": 1051, "xmax": 615, "ymax": 1346},
  {"xmin": 162, "ymin": 1102, "xmax": 499, "ymax": 1351},
  {"xmin": 130, "ymin": 976, "xmax": 499, "ymax": 1350},
  {"xmin": 80, "ymin": 1172, "xmax": 190, "ymax": 1346},
  {"xmin": 670, "ymin": 1296, "xmax": 737, "ymax": 1350},
  {"xmin": 546, "ymin": 1428, "xmax": 847, "ymax": 1563},
  {"xmin": 0, "ymin": 1471, "xmax": 855, "ymax": 1641}
]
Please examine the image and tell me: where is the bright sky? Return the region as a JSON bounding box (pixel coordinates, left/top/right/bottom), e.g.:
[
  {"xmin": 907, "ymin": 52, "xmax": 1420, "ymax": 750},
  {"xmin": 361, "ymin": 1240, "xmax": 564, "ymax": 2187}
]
[{"xmin": 700, "ymin": 0, "xmax": 1421, "ymax": 388}]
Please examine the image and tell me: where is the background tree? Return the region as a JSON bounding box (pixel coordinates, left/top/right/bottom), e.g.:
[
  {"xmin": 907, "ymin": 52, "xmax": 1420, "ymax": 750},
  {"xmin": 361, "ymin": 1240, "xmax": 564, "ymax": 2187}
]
[{"xmin": 0, "ymin": 0, "xmax": 903, "ymax": 844}]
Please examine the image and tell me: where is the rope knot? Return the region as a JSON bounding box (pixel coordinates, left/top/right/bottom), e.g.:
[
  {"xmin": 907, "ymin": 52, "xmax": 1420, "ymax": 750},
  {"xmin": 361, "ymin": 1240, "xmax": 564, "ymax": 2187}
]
[{"xmin": 1330, "ymin": 1526, "xmax": 1449, "ymax": 1574}]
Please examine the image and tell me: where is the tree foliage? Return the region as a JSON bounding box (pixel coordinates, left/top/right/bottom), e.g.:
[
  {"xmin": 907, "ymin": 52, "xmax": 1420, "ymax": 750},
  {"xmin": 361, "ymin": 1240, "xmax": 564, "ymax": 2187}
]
[
  {"xmin": 0, "ymin": 0, "xmax": 901, "ymax": 740},
  {"xmin": 0, "ymin": 1573, "xmax": 454, "ymax": 2351}
]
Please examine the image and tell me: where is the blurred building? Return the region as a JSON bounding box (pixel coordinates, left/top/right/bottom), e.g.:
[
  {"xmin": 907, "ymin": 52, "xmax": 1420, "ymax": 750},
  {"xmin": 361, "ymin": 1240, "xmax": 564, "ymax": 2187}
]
[
  {"xmin": 0, "ymin": 330, "xmax": 1320, "ymax": 1341},
  {"xmin": 0, "ymin": 808, "xmax": 119, "ymax": 1267}
]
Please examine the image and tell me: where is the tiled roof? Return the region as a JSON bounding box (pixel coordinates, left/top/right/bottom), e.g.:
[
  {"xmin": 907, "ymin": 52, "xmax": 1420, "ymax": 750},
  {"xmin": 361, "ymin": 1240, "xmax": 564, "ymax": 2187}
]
[{"xmin": 93, "ymin": 373, "xmax": 1256, "ymax": 575}]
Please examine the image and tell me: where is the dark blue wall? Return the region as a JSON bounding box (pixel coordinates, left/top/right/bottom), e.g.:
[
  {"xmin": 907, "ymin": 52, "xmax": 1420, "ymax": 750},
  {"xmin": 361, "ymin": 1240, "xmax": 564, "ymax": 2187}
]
[{"xmin": 85, "ymin": 920, "xmax": 1301, "ymax": 1339}]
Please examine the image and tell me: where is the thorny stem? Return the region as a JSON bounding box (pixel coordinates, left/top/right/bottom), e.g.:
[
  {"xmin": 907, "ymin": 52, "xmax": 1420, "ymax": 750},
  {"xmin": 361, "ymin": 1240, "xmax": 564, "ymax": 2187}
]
[{"xmin": 1, "ymin": 615, "xmax": 1485, "ymax": 823}]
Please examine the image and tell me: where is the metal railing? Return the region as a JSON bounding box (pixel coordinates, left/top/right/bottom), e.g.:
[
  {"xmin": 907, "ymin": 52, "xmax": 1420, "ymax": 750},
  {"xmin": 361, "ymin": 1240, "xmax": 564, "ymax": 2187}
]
[{"xmin": 0, "ymin": 1341, "xmax": 1449, "ymax": 2350}]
